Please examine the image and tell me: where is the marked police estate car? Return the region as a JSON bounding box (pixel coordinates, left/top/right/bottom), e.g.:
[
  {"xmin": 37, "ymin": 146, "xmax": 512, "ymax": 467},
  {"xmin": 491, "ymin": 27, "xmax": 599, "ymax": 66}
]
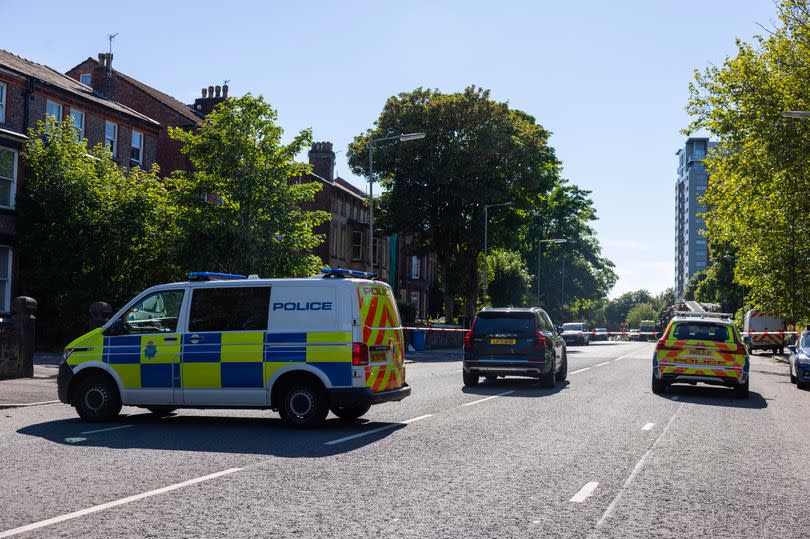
[{"xmin": 57, "ymin": 269, "xmax": 410, "ymax": 427}]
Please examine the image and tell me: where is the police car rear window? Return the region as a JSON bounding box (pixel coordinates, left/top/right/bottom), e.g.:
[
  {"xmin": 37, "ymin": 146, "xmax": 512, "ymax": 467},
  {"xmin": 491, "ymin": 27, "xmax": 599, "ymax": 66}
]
[
  {"xmin": 671, "ymin": 322, "xmax": 731, "ymax": 342},
  {"xmin": 189, "ymin": 287, "xmax": 271, "ymax": 332}
]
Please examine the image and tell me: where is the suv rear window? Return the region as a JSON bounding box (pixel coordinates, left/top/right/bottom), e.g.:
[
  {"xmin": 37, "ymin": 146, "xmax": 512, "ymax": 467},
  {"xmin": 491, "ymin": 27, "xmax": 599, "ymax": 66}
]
[
  {"xmin": 473, "ymin": 312, "xmax": 536, "ymax": 336},
  {"xmin": 671, "ymin": 322, "xmax": 731, "ymax": 342}
]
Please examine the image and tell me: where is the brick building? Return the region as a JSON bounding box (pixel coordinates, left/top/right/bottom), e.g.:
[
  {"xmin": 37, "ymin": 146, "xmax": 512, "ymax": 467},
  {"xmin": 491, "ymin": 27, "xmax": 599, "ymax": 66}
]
[
  {"xmin": 66, "ymin": 54, "xmax": 227, "ymax": 175},
  {"xmin": 0, "ymin": 49, "xmax": 160, "ymax": 312},
  {"xmin": 391, "ymin": 234, "xmax": 438, "ymax": 320},
  {"xmin": 302, "ymin": 142, "xmax": 391, "ymax": 281}
]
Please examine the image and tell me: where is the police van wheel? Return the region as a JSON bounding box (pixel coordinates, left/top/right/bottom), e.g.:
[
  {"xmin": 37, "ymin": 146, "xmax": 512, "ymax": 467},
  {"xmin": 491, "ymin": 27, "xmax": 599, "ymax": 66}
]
[
  {"xmin": 330, "ymin": 404, "xmax": 371, "ymax": 421},
  {"xmin": 75, "ymin": 375, "xmax": 122, "ymax": 422},
  {"xmin": 279, "ymin": 382, "xmax": 329, "ymax": 427},
  {"xmin": 734, "ymin": 380, "xmax": 749, "ymax": 399}
]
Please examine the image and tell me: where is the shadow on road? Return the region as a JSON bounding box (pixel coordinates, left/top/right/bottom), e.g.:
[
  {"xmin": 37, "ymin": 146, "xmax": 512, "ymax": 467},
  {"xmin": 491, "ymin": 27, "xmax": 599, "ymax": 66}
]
[
  {"xmin": 17, "ymin": 412, "xmax": 409, "ymax": 457},
  {"xmin": 462, "ymin": 378, "xmax": 570, "ymax": 397},
  {"xmin": 658, "ymin": 385, "xmax": 768, "ymax": 409}
]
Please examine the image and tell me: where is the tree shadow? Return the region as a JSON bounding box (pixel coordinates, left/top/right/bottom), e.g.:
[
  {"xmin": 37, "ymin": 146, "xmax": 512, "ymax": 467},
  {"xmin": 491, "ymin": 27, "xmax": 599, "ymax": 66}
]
[
  {"xmin": 17, "ymin": 412, "xmax": 408, "ymax": 457},
  {"xmin": 659, "ymin": 385, "xmax": 768, "ymax": 409}
]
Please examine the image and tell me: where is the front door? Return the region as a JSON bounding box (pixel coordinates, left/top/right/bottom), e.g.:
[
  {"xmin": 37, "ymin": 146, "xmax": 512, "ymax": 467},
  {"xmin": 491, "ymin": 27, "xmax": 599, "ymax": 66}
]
[{"xmin": 110, "ymin": 288, "xmax": 186, "ymax": 405}]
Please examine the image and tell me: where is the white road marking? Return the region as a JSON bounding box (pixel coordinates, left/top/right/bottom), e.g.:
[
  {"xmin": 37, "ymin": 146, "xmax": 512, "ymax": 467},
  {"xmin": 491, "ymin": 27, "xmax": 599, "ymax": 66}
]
[
  {"xmin": 569, "ymin": 481, "xmax": 599, "ymax": 503},
  {"xmin": 570, "ymin": 367, "xmax": 591, "ymax": 374},
  {"xmin": 324, "ymin": 414, "xmax": 433, "ymax": 446},
  {"xmin": 595, "ymin": 362, "xmax": 610, "ymax": 367},
  {"xmin": 595, "ymin": 404, "xmax": 684, "ymax": 528},
  {"xmin": 641, "ymin": 423, "xmax": 655, "ymax": 431},
  {"xmin": 80, "ymin": 424, "xmax": 134, "ymax": 435},
  {"xmin": 460, "ymin": 390, "xmax": 514, "ymax": 407},
  {"xmin": 0, "ymin": 468, "xmax": 242, "ymax": 538}
]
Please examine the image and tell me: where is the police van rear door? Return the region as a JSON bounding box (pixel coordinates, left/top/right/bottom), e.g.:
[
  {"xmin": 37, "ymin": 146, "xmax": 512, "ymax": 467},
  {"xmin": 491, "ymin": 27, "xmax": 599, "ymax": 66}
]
[{"xmin": 356, "ymin": 281, "xmax": 405, "ymax": 393}]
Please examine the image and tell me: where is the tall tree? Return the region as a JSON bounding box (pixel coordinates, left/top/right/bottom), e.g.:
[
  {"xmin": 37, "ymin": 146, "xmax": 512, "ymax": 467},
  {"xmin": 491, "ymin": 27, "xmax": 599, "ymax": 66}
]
[
  {"xmin": 686, "ymin": 0, "xmax": 810, "ymax": 325},
  {"xmin": 348, "ymin": 87, "xmax": 561, "ymax": 322},
  {"xmin": 170, "ymin": 94, "xmax": 329, "ymax": 278}
]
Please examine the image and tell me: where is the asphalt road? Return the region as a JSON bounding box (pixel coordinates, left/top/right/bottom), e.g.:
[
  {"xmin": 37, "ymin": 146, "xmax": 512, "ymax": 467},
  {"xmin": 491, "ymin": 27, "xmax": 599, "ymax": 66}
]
[{"xmin": 1, "ymin": 341, "xmax": 809, "ymax": 538}]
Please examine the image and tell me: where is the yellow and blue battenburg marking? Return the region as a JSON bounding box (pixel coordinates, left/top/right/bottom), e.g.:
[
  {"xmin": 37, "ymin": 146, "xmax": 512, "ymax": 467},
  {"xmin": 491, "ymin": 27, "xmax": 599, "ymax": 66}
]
[{"xmin": 79, "ymin": 331, "xmax": 355, "ymax": 390}]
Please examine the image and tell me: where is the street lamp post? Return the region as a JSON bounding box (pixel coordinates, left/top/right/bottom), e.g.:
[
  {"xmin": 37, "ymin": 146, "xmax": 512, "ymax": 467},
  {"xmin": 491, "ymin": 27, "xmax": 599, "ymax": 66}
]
[
  {"xmin": 367, "ymin": 132, "xmax": 426, "ymax": 273},
  {"xmin": 482, "ymin": 201, "xmax": 514, "ymax": 305},
  {"xmin": 537, "ymin": 239, "xmax": 567, "ymax": 302}
]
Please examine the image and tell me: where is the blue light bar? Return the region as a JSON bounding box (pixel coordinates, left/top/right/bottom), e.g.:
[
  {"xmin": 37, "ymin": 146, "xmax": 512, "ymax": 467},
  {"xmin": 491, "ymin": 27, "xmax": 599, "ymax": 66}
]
[
  {"xmin": 321, "ymin": 268, "xmax": 378, "ymax": 279},
  {"xmin": 188, "ymin": 272, "xmax": 248, "ymax": 281}
]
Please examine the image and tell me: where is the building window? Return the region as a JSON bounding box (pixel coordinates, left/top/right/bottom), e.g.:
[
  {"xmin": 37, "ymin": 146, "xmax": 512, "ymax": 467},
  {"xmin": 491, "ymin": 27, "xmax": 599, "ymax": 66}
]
[
  {"xmin": 79, "ymin": 73, "xmax": 92, "ymax": 85},
  {"xmin": 0, "ymin": 246, "xmax": 10, "ymax": 313},
  {"xmin": 373, "ymin": 238, "xmax": 382, "ymax": 266},
  {"xmin": 351, "ymin": 230, "xmax": 363, "ymax": 261},
  {"xmin": 131, "ymin": 130, "xmax": 143, "ymax": 164},
  {"xmin": 46, "ymin": 100, "xmax": 62, "ymax": 123},
  {"xmin": 69, "ymin": 109, "xmax": 85, "ymax": 141},
  {"xmin": 411, "ymin": 256, "xmax": 420, "ymax": 279},
  {"xmin": 105, "ymin": 121, "xmax": 117, "ymax": 156},
  {"xmin": 0, "ymin": 148, "xmax": 17, "ymax": 209},
  {"xmin": 0, "ymin": 82, "xmax": 6, "ymax": 123}
]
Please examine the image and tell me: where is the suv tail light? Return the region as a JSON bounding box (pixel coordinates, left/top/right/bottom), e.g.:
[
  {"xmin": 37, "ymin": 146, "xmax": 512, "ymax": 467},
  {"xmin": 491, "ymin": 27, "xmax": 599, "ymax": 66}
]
[
  {"xmin": 464, "ymin": 329, "xmax": 472, "ymax": 348},
  {"xmin": 352, "ymin": 342, "xmax": 369, "ymax": 366},
  {"xmin": 535, "ymin": 331, "xmax": 548, "ymax": 351}
]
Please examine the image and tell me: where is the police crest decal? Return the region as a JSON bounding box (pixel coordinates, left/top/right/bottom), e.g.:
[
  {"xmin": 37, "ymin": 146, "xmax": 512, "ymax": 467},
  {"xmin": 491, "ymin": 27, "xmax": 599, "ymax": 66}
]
[{"xmin": 144, "ymin": 340, "xmax": 157, "ymax": 359}]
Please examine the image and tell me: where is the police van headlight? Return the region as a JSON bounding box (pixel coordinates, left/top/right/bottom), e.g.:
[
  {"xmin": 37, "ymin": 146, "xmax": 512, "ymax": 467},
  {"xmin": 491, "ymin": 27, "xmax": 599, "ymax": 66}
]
[{"xmin": 61, "ymin": 348, "xmax": 75, "ymax": 363}]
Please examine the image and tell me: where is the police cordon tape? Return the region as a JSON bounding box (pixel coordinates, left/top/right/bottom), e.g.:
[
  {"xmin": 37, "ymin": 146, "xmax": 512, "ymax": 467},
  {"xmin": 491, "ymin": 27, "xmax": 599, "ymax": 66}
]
[{"xmin": 400, "ymin": 327, "xmax": 799, "ymax": 336}]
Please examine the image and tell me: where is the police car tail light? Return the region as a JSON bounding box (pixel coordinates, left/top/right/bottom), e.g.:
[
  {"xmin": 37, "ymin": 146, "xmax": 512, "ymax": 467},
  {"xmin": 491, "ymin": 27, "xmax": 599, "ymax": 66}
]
[
  {"xmin": 352, "ymin": 343, "xmax": 369, "ymax": 366},
  {"xmin": 464, "ymin": 329, "xmax": 472, "ymax": 348}
]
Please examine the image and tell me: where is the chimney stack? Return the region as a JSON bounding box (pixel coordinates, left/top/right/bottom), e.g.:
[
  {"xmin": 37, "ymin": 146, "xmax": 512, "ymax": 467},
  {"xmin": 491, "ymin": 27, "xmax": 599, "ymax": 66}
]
[
  {"xmin": 91, "ymin": 52, "xmax": 117, "ymax": 99},
  {"xmin": 192, "ymin": 82, "xmax": 229, "ymax": 117},
  {"xmin": 201, "ymin": 88, "xmax": 208, "ymax": 98},
  {"xmin": 308, "ymin": 142, "xmax": 335, "ymax": 182},
  {"xmin": 222, "ymin": 84, "xmax": 229, "ymax": 98}
]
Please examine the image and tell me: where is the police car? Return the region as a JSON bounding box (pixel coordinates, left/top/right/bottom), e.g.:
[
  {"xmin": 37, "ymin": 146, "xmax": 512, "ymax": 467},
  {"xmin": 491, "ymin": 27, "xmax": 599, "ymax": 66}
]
[{"xmin": 57, "ymin": 269, "xmax": 410, "ymax": 427}]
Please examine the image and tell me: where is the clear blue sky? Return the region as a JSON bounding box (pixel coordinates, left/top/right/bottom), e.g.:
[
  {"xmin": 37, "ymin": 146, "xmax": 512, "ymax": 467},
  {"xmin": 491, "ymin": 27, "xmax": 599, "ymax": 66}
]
[{"xmin": 1, "ymin": 0, "xmax": 777, "ymax": 297}]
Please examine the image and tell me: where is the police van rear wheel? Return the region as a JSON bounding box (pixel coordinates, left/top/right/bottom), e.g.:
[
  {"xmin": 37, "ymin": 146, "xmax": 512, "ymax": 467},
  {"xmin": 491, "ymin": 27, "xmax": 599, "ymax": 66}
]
[
  {"xmin": 331, "ymin": 404, "xmax": 371, "ymax": 421},
  {"xmin": 74, "ymin": 374, "xmax": 122, "ymax": 422},
  {"xmin": 279, "ymin": 382, "xmax": 329, "ymax": 428}
]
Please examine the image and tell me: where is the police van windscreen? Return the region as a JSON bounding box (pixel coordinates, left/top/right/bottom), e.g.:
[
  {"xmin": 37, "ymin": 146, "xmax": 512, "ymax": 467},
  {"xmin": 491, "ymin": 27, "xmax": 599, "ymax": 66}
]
[
  {"xmin": 671, "ymin": 322, "xmax": 732, "ymax": 343},
  {"xmin": 473, "ymin": 312, "xmax": 536, "ymax": 336}
]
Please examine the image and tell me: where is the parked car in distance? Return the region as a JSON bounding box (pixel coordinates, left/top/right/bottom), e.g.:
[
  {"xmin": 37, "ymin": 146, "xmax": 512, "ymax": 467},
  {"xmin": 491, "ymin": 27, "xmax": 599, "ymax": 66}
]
[
  {"xmin": 788, "ymin": 330, "xmax": 810, "ymax": 389},
  {"xmin": 744, "ymin": 309, "xmax": 786, "ymax": 354},
  {"xmin": 560, "ymin": 322, "xmax": 590, "ymax": 346},
  {"xmin": 592, "ymin": 328, "xmax": 609, "ymax": 342},
  {"xmin": 463, "ymin": 307, "xmax": 567, "ymax": 388}
]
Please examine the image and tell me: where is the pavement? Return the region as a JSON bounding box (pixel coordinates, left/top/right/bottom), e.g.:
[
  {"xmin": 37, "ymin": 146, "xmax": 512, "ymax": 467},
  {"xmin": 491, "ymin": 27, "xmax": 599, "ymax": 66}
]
[{"xmin": 1, "ymin": 342, "xmax": 808, "ymax": 537}]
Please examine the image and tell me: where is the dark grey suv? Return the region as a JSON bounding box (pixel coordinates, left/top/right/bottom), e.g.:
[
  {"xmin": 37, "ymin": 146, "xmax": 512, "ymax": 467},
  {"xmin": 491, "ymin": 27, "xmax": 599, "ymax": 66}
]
[{"xmin": 463, "ymin": 307, "xmax": 568, "ymax": 388}]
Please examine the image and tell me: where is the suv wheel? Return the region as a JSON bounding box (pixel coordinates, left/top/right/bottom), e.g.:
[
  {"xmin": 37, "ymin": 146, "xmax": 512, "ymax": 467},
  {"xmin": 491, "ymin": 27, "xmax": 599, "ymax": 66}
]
[
  {"xmin": 74, "ymin": 374, "xmax": 122, "ymax": 422},
  {"xmin": 279, "ymin": 381, "xmax": 329, "ymax": 427},
  {"xmin": 555, "ymin": 353, "xmax": 568, "ymax": 382},
  {"xmin": 651, "ymin": 373, "xmax": 667, "ymax": 395},
  {"xmin": 540, "ymin": 359, "xmax": 556, "ymax": 388},
  {"xmin": 463, "ymin": 370, "xmax": 479, "ymax": 387}
]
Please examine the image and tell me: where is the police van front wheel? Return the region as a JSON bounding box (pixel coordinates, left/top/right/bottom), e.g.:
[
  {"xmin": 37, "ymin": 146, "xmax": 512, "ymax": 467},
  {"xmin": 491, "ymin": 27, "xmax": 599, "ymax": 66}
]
[
  {"xmin": 279, "ymin": 382, "xmax": 329, "ymax": 428},
  {"xmin": 74, "ymin": 374, "xmax": 122, "ymax": 422},
  {"xmin": 331, "ymin": 403, "xmax": 371, "ymax": 421}
]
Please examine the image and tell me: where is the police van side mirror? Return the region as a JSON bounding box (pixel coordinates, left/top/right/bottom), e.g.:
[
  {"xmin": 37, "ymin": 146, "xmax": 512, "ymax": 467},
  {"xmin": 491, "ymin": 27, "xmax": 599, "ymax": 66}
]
[
  {"xmin": 788, "ymin": 344, "xmax": 796, "ymax": 354},
  {"xmin": 104, "ymin": 318, "xmax": 126, "ymax": 336},
  {"xmin": 743, "ymin": 335, "xmax": 752, "ymax": 345}
]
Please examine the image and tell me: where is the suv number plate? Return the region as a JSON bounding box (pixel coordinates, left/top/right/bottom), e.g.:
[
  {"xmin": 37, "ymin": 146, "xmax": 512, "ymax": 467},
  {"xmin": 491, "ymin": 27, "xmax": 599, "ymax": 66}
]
[{"xmin": 491, "ymin": 338, "xmax": 516, "ymax": 345}]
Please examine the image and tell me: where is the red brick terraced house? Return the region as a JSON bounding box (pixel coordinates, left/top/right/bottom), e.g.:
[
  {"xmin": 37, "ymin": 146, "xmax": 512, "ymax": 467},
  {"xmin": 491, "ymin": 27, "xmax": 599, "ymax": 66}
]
[{"xmin": 0, "ymin": 49, "xmax": 160, "ymax": 313}]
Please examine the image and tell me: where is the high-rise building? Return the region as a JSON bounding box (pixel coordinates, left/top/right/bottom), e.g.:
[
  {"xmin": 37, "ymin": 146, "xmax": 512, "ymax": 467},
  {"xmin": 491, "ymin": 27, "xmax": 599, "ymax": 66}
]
[{"xmin": 674, "ymin": 137, "xmax": 716, "ymax": 298}]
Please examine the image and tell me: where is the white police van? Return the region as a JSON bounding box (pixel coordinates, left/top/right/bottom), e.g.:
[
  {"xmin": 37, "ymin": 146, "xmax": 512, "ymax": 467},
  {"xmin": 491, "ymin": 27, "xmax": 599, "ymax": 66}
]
[{"xmin": 57, "ymin": 269, "xmax": 410, "ymax": 427}]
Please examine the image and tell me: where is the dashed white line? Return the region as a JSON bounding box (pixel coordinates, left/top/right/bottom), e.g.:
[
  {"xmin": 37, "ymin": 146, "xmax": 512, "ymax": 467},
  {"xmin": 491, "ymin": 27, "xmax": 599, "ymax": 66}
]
[
  {"xmin": 595, "ymin": 362, "xmax": 610, "ymax": 367},
  {"xmin": 80, "ymin": 425, "xmax": 134, "ymax": 435},
  {"xmin": 570, "ymin": 481, "xmax": 599, "ymax": 503},
  {"xmin": 460, "ymin": 390, "xmax": 514, "ymax": 407},
  {"xmin": 596, "ymin": 404, "xmax": 684, "ymax": 528},
  {"xmin": 570, "ymin": 367, "xmax": 591, "ymax": 375},
  {"xmin": 324, "ymin": 414, "xmax": 433, "ymax": 446},
  {"xmin": 641, "ymin": 422, "xmax": 655, "ymax": 431},
  {"xmin": 0, "ymin": 468, "xmax": 242, "ymax": 538}
]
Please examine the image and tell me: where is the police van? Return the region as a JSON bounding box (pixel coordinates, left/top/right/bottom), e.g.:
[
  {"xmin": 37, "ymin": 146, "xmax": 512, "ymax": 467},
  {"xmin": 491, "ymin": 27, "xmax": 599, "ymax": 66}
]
[{"xmin": 57, "ymin": 269, "xmax": 410, "ymax": 427}]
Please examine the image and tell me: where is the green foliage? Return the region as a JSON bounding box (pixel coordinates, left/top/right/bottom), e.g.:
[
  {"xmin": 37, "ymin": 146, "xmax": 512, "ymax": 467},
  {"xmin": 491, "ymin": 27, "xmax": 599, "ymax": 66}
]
[
  {"xmin": 486, "ymin": 249, "xmax": 532, "ymax": 307},
  {"xmin": 603, "ymin": 290, "xmax": 652, "ymax": 330},
  {"xmin": 170, "ymin": 94, "xmax": 328, "ymax": 277},
  {"xmin": 625, "ymin": 303, "xmax": 658, "ymax": 329},
  {"xmin": 19, "ymin": 118, "xmax": 179, "ymax": 343},
  {"xmin": 397, "ymin": 301, "xmax": 417, "ymax": 324},
  {"xmin": 348, "ymin": 86, "xmax": 615, "ymax": 322},
  {"xmin": 686, "ymin": 0, "xmax": 810, "ymax": 324}
]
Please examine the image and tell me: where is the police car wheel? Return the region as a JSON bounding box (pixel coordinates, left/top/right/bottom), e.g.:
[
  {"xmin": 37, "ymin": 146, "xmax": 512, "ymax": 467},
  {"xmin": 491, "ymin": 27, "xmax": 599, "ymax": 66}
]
[
  {"xmin": 733, "ymin": 380, "xmax": 749, "ymax": 399},
  {"xmin": 75, "ymin": 375, "xmax": 122, "ymax": 422},
  {"xmin": 651, "ymin": 374, "xmax": 667, "ymax": 395},
  {"xmin": 330, "ymin": 404, "xmax": 371, "ymax": 420},
  {"xmin": 279, "ymin": 383, "xmax": 328, "ymax": 427}
]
